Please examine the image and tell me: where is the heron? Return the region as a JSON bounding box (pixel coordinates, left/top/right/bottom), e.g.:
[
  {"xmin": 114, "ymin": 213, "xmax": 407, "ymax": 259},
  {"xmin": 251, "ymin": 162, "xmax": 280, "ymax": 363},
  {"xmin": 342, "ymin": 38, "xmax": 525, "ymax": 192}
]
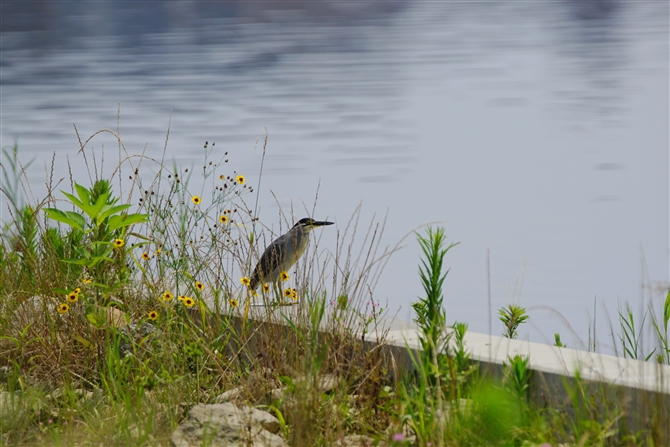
[{"xmin": 248, "ymin": 217, "xmax": 334, "ymax": 292}]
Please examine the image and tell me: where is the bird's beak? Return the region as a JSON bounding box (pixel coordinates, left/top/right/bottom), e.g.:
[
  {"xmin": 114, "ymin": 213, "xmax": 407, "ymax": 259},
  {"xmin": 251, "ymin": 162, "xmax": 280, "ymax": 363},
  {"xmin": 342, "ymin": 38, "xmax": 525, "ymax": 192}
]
[{"xmin": 312, "ymin": 220, "xmax": 334, "ymax": 227}]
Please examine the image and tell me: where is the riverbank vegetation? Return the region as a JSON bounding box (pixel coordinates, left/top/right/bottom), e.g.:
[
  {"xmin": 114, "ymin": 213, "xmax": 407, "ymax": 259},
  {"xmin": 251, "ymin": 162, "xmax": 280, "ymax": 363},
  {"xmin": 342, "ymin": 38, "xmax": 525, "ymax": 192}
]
[{"xmin": 0, "ymin": 135, "xmax": 668, "ymax": 446}]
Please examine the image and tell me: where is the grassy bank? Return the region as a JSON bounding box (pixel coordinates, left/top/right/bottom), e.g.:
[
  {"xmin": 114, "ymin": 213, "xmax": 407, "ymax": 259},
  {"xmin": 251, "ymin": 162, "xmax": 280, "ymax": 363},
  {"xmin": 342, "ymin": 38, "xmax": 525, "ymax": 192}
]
[{"xmin": 1, "ymin": 136, "xmax": 668, "ymax": 446}]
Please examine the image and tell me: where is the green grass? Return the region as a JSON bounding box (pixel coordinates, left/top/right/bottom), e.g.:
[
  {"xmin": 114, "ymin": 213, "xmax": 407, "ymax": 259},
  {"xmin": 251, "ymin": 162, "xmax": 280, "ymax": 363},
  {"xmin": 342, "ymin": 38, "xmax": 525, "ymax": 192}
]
[{"xmin": 1, "ymin": 135, "xmax": 668, "ymax": 446}]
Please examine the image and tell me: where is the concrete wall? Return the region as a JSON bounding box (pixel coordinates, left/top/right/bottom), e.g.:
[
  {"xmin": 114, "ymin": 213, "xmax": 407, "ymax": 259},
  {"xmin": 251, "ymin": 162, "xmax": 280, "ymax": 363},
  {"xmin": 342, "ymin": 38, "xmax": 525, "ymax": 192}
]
[{"xmin": 374, "ymin": 327, "xmax": 669, "ymax": 438}]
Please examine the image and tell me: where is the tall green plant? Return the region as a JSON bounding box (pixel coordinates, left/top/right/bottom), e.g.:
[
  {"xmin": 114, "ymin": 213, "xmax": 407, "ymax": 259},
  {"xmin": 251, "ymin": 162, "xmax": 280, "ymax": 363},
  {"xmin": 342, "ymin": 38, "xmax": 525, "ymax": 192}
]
[
  {"xmin": 44, "ymin": 180, "xmax": 148, "ymax": 297},
  {"xmin": 11, "ymin": 206, "xmax": 39, "ymax": 281},
  {"xmin": 451, "ymin": 321, "xmax": 470, "ymax": 373},
  {"xmin": 412, "ymin": 227, "xmax": 459, "ymax": 386},
  {"xmin": 499, "ymin": 304, "xmax": 529, "ymax": 339},
  {"xmin": 504, "ymin": 354, "xmax": 532, "ymax": 403},
  {"xmin": 45, "ymin": 180, "xmax": 146, "ymax": 241}
]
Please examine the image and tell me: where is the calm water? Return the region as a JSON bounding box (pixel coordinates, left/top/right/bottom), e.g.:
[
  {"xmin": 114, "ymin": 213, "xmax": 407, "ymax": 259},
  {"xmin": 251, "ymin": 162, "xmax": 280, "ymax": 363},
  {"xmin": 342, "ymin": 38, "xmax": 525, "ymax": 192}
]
[{"xmin": 2, "ymin": 0, "xmax": 668, "ymax": 353}]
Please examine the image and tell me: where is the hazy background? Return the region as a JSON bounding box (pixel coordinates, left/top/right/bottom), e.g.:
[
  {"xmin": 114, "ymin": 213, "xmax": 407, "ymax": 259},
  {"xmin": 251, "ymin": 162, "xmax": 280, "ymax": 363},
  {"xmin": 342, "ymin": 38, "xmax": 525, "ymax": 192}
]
[{"xmin": 1, "ymin": 0, "xmax": 668, "ymax": 354}]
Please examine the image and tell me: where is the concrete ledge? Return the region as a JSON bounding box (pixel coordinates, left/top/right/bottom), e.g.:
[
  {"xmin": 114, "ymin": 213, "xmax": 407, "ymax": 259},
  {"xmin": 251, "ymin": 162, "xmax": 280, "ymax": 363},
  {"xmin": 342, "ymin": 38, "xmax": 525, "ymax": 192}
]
[
  {"xmin": 365, "ymin": 325, "xmax": 669, "ymax": 438},
  {"xmin": 380, "ymin": 329, "xmax": 670, "ymax": 395}
]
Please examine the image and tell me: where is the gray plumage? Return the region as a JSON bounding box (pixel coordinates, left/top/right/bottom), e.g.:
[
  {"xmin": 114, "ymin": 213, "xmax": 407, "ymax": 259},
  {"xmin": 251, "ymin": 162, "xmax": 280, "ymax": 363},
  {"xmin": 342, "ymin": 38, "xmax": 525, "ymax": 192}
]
[{"xmin": 249, "ymin": 218, "xmax": 333, "ymax": 291}]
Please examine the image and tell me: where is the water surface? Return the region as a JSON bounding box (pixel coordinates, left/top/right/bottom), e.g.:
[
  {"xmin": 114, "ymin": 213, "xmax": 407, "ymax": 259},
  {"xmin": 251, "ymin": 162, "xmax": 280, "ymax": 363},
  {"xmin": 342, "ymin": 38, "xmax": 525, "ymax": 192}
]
[{"xmin": 2, "ymin": 0, "xmax": 668, "ymax": 353}]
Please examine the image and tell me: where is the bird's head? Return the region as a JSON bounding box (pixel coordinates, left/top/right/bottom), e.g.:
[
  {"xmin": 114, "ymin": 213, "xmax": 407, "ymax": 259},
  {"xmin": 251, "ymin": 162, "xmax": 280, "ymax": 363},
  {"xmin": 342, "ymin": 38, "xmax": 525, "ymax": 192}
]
[{"xmin": 294, "ymin": 217, "xmax": 334, "ymax": 232}]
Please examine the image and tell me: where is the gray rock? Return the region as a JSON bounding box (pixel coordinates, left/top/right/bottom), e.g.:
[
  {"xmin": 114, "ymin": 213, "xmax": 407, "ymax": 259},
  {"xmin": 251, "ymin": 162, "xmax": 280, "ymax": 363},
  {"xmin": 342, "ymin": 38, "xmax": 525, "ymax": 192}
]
[
  {"xmin": 316, "ymin": 374, "xmax": 339, "ymax": 393},
  {"xmin": 268, "ymin": 387, "xmax": 286, "ymax": 401},
  {"xmin": 335, "ymin": 434, "xmax": 375, "ymax": 447},
  {"xmin": 215, "ymin": 387, "xmax": 243, "ymax": 403},
  {"xmin": 294, "ymin": 373, "xmax": 339, "ymax": 393},
  {"xmin": 73, "ymin": 388, "xmax": 95, "ymax": 400},
  {"xmin": 171, "ymin": 403, "xmax": 286, "ymax": 447}
]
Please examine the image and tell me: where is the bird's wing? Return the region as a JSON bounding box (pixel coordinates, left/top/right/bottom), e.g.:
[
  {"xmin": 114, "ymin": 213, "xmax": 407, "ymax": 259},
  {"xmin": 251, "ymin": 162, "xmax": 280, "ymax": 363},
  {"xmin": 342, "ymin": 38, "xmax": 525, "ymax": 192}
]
[{"xmin": 250, "ymin": 238, "xmax": 286, "ymax": 289}]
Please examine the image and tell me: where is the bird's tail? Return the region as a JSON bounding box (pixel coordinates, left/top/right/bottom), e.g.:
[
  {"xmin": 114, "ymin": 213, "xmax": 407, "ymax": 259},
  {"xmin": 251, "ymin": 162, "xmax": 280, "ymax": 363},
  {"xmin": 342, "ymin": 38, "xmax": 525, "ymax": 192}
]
[{"xmin": 248, "ymin": 272, "xmax": 260, "ymax": 292}]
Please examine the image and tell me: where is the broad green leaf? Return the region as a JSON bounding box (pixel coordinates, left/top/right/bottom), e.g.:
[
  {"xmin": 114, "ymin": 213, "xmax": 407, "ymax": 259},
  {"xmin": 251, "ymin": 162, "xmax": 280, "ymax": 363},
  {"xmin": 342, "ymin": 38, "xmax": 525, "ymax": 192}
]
[
  {"xmin": 44, "ymin": 208, "xmax": 86, "ymax": 232},
  {"xmin": 86, "ymin": 312, "xmax": 106, "ymax": 329},
  {"xmin": 72, "ymin": 246, "xmax": 92, "ymax": 258},
  {"xmin": 107, "ymin": 215, "xmax": 124, "ymax": 231},
  {"xmin": 90, "ymin": 255, "xmax": 114, "ymax": 264},
  {"xmin": 99, "ymin": 204, "xmax": 131, "ymax": 221},
  {"xmin": 63, "ymin": 211, "xmax": 87, "ymax": 230},
  {"xmin": 89, "ymin": 191, "xmax": 111, "ymax": 223},
  {"xmin": 74, "ymin": 183, "xmax": 92, "ymax": 207},
  {"xmin": 107, "ymin": 213, "xmax": 148, "ymax": 231},
  {"xmin": 61, "ymin": 191, "xmax": 85, "ymax": 211}
]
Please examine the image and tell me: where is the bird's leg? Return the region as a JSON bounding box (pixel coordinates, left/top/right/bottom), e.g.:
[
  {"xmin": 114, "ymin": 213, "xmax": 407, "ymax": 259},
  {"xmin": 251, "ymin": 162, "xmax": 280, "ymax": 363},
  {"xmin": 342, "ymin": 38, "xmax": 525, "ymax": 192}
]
[{"xmin": 272, "ymin": 281, "xmax": 282, "ymax": 306}]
